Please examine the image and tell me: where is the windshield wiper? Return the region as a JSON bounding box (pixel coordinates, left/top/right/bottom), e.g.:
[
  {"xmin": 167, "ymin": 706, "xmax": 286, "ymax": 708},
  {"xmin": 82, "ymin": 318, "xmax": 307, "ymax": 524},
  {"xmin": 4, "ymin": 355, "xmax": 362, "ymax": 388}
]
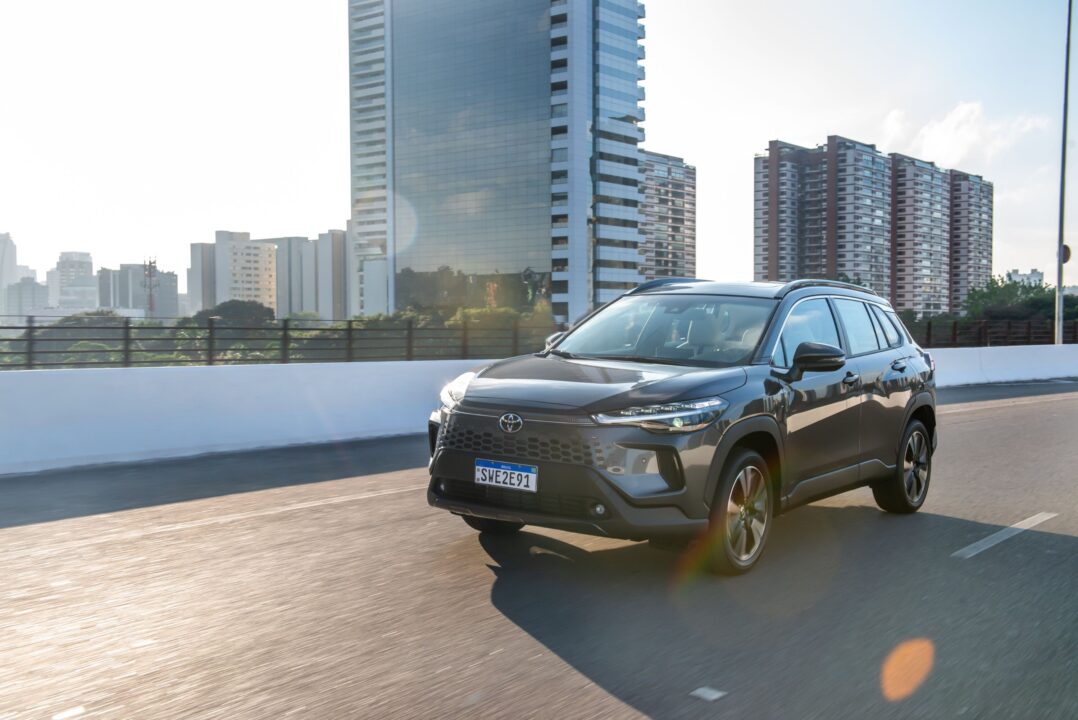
[
  {"xmin": 587, "ymin": 354, "xmax": 698, "ymax": 367},
  {"xmin": 546, "ymin": 348, "xmax": 578, "ymax": 359}
]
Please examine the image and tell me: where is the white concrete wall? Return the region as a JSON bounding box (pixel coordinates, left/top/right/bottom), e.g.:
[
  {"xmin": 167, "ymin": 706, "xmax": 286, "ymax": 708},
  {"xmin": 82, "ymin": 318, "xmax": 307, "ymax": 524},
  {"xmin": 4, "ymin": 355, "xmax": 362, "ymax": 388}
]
[
  {"xmin": 930, "ymin": 345, "xmax": 1078, "ymax": 387},
  {"xmin": 1, "ymin": 346, "xmax": 1075, "ymax": 476},
  {"xmin": 0, "ymin": 360, "xmax": 482, "ymax": 476}
]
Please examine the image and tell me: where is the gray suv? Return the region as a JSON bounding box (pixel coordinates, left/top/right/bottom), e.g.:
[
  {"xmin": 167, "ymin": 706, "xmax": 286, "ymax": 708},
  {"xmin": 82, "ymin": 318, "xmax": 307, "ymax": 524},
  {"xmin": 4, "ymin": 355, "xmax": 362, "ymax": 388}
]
[{"xmin": 427, "ymin": 279, "xmax": 937, "ymax": 574}]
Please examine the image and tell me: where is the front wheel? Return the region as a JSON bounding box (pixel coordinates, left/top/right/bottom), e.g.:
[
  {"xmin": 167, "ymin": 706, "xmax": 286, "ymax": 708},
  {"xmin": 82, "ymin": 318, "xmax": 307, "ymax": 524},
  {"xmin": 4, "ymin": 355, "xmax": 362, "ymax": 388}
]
[
  {"xmin": 707, "ymin": 449, "xmax": 773, "ymax": 575},
  {"xmin": 872, "ymin": 419, "xmax": 932, "ymax": 513},
  {"xmin": 461, "ymin": 515, "xmax": 524, "ymax": 535}
]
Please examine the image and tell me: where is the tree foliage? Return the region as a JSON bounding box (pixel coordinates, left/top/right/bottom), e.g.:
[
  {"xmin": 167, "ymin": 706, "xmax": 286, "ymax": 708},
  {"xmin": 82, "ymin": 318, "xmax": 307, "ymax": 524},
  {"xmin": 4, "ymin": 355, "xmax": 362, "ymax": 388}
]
[
  {"xmin": 192, "ymin": 300, "xmax": 275, "ymax": 325},
  {"xmin": 962, "ymin": 277, "xmax": 1077, "ymax": 321}
]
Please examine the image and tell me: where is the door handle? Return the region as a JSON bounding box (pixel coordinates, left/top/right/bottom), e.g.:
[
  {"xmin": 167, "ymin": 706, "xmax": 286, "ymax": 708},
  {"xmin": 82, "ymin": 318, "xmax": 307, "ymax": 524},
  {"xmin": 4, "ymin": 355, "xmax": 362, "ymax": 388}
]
[
  {"xmin": 891, "ymin": 360, "xmax": 907, "ymax": 372},
  {"xmin": 842, "ymin": 372, "xmax": 860, "ymax": 385}
]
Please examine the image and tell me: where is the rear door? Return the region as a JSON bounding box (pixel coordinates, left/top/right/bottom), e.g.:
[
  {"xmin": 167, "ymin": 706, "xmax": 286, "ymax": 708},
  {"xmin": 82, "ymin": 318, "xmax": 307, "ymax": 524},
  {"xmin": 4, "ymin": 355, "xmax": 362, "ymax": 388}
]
[
  {"xmin": 831, "ymin": 299, "xmax": 913, "ymax": 477},
  {"xmin": 771, "ymin": 298, "xmax": 861, "ymax": 496}
]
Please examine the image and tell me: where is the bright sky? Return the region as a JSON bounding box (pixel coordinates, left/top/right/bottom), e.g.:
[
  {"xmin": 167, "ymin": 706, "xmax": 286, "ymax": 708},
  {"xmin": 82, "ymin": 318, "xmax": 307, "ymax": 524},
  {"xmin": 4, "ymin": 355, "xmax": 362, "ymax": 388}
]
[{"xmin": 0, "ymin": 0, "xmax": 1072, "ymax": 292}]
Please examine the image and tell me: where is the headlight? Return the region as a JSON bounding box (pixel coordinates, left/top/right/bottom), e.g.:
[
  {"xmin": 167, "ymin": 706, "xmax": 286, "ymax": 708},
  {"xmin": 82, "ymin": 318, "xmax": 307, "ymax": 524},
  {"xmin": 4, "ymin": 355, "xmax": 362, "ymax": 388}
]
[
  {"xmin": 592, "ymin": 397, "xmax": 727, "ymax": 433},
  {"xmin": 439, "ymin": 372, "xmax": 475, "ymax": 410}
]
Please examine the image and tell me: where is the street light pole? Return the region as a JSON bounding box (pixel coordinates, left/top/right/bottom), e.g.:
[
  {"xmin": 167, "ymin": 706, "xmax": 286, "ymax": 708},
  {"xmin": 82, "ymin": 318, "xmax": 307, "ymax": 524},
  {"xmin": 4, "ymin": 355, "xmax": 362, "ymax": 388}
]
[{"xmin": 1057, "ymin": 0, "xmax": 1073, "ymax": 344}]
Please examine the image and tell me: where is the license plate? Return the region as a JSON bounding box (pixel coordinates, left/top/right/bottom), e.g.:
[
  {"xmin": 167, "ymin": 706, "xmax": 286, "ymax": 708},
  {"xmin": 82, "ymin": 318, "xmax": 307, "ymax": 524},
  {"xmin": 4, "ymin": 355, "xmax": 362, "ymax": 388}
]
[{"xmin": 474, "ymin": 459, "xmax": 538, "ymax": 493}]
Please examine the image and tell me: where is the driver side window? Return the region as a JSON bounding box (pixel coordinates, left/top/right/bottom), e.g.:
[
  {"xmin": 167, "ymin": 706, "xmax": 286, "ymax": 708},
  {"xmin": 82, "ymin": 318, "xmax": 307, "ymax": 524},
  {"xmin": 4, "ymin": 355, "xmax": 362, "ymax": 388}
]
[{"xmin": 772, "ymin": 299, "xmax": 842, "ymax": 368}]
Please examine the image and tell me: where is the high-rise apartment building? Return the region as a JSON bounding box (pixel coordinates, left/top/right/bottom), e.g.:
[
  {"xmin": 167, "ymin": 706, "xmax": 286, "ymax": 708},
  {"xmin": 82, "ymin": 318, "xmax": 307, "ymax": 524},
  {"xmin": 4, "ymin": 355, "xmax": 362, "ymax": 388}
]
[
  {"xmin": 639, "ymin": 151, "xmax": 697, "ymax": 279},
  {"xmin": 0, "ymin": 233, "xmax": 17, "ymax": 315},
  {"xmin": 891, "ymin": 154, "xmax": 951, "ymax": 315},
  {"xmin": 186, "ymin": 232, "xmax": 277, "ymax": 315},
  {"xmin": 1005, "ymin": 268, "xmax": 1043, "ymax": 286},
  {"xmin": 754, "ymin": 137, "xmax": 892, "ymax": 294},
  {"xmin": 257, "ymin": 237, "xmax": 318, "ymax": 318},
  {"xmin": 46, "ymin": 252, "xmax": 97, "ymax": 310},
  {"xmin": 950, "ymin": 172, "xmax": 994, "ymax": 311},
  {"xmin": 755, "ymin": 136, "xmax": 994, "ymax": 316},
  {"xmin": 348, "ymin": 0, "xmax": 647, "ymax": 323}
]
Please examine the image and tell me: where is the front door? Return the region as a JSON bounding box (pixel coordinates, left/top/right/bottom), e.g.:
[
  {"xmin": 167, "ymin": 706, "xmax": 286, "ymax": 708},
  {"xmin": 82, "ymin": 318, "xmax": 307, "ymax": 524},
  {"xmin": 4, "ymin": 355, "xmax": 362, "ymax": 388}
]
[{"xmin": 770, "ymin": 298, "xmax": 861, "ymax": 500}]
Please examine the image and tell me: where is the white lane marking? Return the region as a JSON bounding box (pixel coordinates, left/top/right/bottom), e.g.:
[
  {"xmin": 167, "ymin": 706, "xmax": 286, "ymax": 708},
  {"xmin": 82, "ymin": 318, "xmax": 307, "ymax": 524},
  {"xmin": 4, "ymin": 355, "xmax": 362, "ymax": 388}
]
[
  {"xmin": 690, "ymin": 687, "xmax": 727, "ymax": 702},
  {"xmin": 52, "ymin": 708, "xmax": 85, "ymax": 720},
  {"xmin": 938, "ymin": 392, "xmax": 1078, "ymax": 416},
  {"xmin": 952, "ymin": 513, "xmax": 1059, "ymax": 559},
  {"xmin": 18, "ymin": 485, "xmax": 428, "ymax": 555}
]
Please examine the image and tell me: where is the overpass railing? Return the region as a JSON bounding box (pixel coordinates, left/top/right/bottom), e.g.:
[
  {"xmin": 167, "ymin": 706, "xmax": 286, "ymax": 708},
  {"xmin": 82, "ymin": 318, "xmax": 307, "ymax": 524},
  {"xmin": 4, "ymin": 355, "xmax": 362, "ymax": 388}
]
[
  {"xmin": 0, "ymin": 317, "xmax": 555, "ymax": 370},
  {"xmin": 0, "ymin": 316, "xmax": 1075, "ymax": 370}
]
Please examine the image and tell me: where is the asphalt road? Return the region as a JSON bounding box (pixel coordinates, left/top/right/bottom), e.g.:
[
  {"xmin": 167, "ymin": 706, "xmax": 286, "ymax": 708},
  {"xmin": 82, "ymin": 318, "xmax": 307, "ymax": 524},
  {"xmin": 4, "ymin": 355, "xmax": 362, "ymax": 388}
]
[{"xmin": 1, "ymin": 381, "xmax": 1076, "ymax": 719}]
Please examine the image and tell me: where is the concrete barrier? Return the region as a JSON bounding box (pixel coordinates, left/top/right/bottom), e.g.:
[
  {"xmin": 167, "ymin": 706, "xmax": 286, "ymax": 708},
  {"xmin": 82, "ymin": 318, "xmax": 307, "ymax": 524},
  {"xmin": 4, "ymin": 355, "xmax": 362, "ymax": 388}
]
[
  {"xmin": 931, "ymin": 345, "xmax": 1078, "ymax": 387},
  {"xmin": 1, "ymin": 346, "xmax": 1075, "ymax": 475},
  {"xmin": 0, "ymin": 360, "xmax": 482, "ymax": 475}
]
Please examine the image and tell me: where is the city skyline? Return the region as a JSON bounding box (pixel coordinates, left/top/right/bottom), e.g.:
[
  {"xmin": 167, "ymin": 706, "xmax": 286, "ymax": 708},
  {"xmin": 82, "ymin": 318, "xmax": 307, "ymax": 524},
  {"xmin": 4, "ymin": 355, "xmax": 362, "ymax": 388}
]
[{"xmin": 0, "ymin": 0, "xmax": 1072, "ymax": 294}]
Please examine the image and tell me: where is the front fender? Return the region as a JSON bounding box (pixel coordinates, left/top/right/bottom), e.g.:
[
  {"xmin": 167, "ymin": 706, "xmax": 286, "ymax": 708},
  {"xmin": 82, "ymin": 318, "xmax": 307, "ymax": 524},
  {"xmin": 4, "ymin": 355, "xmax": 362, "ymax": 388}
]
[{"xmin": 702, "ymin": 414, "xmax": 785, "ymax": 511}]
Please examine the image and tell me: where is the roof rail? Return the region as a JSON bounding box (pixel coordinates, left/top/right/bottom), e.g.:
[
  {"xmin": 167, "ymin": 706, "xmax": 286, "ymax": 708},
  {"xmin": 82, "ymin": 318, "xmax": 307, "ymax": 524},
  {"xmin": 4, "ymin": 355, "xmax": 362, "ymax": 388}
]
[
  {"xmin": 625, "ymin": 277, "xmax": 711, "ymax": 295},
  {"xmin": 776, "ymin": 279, "xmax": 880, "ymax": 298}
]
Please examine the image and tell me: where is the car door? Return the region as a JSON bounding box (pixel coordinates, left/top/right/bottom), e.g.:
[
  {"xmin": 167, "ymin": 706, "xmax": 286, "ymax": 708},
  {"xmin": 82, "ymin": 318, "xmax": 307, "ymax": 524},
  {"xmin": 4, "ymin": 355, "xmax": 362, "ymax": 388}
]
[
  {"xmin": 771, "ymin": 298, "xmax": 862, "ymax": 502},
  {"xmin": 831, "ymin": 299, "xmax": 913, "ymax": 480}
]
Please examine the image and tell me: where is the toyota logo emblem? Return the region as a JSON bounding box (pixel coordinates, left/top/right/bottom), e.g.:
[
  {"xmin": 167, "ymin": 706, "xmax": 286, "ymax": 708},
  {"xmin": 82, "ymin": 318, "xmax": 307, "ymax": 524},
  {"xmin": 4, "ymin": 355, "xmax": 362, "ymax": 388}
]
[{"xmin": 499, "ymin": 413, "xmax": 524, "ymax": 434}]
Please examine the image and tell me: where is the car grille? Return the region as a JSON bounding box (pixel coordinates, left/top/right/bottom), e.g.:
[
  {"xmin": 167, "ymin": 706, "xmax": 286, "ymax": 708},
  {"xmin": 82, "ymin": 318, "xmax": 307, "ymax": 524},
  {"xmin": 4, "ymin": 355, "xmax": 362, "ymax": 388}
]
[
  {"xmin": 437, "ymin": 478, "xmax": 596, "ymax": 520},
  {"xmin": 437, "ymin": 419, "xmax": 607, "ymax": 467}
]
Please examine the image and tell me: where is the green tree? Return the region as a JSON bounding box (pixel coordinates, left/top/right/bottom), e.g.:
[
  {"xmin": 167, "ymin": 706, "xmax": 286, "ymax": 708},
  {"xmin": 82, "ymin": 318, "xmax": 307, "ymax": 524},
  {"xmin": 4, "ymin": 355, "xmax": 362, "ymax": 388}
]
[
  {"xmin": 962, "ymin": 277, "xmax": 1076, "ymax": 321},
  {"xmin": 192, "ymin": 300, "xmax": 275, "ymax": 325}
]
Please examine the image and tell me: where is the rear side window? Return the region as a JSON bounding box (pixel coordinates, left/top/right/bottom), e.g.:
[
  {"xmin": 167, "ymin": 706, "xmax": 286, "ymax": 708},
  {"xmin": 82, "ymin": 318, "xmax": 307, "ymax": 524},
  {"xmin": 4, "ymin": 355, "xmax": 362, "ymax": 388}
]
[
  {"xmin": 869, "ymin": 304, "xmax": 902, "ymax": 347},
  {"xmin": 772, "ymin": 298, "xmax": 841, "ymax": 368},
  {"xmin": 833, "ymin": 299, "xmax": 882, "ymax": 356},
  {"xmin": 885, "ymin": 310, "xmax": 914, "ymax": 343}
]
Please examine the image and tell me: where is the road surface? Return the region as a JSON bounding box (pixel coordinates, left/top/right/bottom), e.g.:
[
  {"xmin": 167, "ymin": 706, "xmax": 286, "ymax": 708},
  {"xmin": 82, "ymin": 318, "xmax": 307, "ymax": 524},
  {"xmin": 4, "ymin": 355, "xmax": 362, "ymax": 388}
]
[{"xmin": 1, "ymin": 381, "xmax": 1076, "ymax": 719}]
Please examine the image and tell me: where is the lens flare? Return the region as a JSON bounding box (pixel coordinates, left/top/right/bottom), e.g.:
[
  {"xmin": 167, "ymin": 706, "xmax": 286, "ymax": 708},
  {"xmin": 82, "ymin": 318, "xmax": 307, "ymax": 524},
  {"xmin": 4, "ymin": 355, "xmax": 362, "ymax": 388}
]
[{"xmin": 881, "ymin": 638, "xmax": 935, "ymax": 701}]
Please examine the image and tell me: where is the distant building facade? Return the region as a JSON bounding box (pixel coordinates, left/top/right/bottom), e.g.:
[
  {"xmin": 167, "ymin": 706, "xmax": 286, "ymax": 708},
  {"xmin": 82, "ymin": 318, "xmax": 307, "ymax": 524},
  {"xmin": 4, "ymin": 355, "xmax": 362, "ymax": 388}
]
[
  {"xmin": 950, "ymin": 172, "xmax": 994, "ymax": 311},
  {"xmin": 257, "ymin": 237, "xmax": 318, "ymax": 318},
  {"xmin": 1005, "ymin": 268, "xmax": 1044, "ymax": 286},
  {"xmin": 187, "ymin": 232, "xmax": 277, "ymax": 315},
  {"xmin": 0, "ymin": 233, "xmax": 17, "ymax": 315},
  {"xmin": 349, "ymin": 0, "xmax": 647, "ymax": 323},
  {"xmin": 5, "ymin": 277, "xmax": 48, "ymax": 316},
  {"xmin": 639, "ymin": 151, "xmax": 697, "ymax": 279},
  {"xmin": 754, "ymin": 136, "xmax": 994, "ymax": 316},
  {"xmin": 49, "ymin": 252, "xmax": 96, "ymax": 310},
  {"xmin": 99, "ymin": 264, "xmax": 179, "ymax": 318}
]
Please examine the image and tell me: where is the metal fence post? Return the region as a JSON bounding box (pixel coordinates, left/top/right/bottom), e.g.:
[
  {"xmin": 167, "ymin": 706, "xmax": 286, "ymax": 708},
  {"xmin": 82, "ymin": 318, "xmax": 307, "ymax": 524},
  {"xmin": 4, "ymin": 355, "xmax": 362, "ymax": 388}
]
[
  {"xmin": 1005, "ymin": 319, "xmax": 1012, "ymax": 346},
  {"xmin": 511, "ymin": 318, "xmax": 520, "ymax": 356},
  {"xmin": 26, "ymin": 315, "xmax": 35, "ymax": 369},
  {"xmin": 461, "ymin": 319, "xmax": 469, "ymax": 359},
  {"xmin": 980, "ymin": 320, "xmax": 988, "ymax": 346},
  {"xmin": 405, "ymin": 319, "xmax": 414, "ymax": 361},
  {"xmin": 346, "ymin": 320, "xmax": 354, "ymax": 362},
  {"xmin": 1027, "ymin": 319, "xmax": 1033, "ymax": 345},
  {"xmin": 280, "ymin": 319, "xmax": 293, "ymax": 362},
  {"xmin": 281, "ymin": 319, "xmax": 291, "ymax": 364},
  {"xmin": 925, "ymin": 319, "xmax": 933, "ymax": 347},
  {"xmin": 207, "ymin": 317, "xmax": 216, "ymax": 366},
  {"xmin": 122, "ymin": 317, "xmax": 132, "ymax": 367},
  {"xmin": 950, "ymin": 320, "xmax": 958, "ymax": 346}
]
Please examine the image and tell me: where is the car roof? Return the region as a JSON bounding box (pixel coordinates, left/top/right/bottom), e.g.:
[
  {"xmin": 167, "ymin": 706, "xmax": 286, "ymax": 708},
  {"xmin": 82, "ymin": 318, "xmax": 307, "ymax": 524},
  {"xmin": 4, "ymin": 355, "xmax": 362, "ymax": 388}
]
[{"xmin": 627, "ymin": 278, "xmax": 889, "ymax": 305}]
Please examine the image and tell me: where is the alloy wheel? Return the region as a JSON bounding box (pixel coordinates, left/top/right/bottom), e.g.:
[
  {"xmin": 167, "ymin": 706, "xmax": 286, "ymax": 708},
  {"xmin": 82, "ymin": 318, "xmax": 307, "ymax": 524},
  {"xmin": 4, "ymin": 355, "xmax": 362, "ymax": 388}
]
[
  {"xmin": 903, "ymin": 430, "xmax": 929, "ymax": 503},
  {"xmin": 726, "ymin": 465, "xmax": 768, "ymax": 564}
]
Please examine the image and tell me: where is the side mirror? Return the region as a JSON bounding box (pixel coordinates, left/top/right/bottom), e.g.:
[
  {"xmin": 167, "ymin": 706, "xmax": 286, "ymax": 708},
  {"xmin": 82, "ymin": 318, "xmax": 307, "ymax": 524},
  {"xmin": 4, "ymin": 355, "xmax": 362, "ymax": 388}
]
[
  {"xmin": 784, "ymin": 341, "xmax": 846, "ymax": 381},
  {"xmin": 545, "ymin": 331, "xmax": 565, "ymax": 348}
]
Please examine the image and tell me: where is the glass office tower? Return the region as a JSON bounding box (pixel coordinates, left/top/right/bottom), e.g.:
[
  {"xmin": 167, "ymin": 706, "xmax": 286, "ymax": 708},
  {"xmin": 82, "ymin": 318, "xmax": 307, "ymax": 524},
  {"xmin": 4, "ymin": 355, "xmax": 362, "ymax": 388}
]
[{"xmin": 348, "ymin": 0, "xmax": 646, "ymax": 322}]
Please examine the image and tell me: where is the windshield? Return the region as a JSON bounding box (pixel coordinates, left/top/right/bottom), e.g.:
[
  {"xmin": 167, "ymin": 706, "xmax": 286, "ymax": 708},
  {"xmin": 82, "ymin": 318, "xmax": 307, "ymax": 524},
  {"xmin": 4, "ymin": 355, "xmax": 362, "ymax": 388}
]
[{"xmin": 554, "ymin": 294, "xmax": 776, "ymax": 367}]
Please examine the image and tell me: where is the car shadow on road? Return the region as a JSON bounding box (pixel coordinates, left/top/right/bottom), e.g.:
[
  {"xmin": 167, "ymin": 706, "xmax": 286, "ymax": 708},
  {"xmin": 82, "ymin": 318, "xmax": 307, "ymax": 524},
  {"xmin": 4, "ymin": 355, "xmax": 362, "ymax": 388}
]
[
  {"xmin": 479, "ymin": 503, "xmax": 1076, "ymax": 719},
  {"xmin": 0, "ymin": 434, "xmax": 430, "ymax": 529}
]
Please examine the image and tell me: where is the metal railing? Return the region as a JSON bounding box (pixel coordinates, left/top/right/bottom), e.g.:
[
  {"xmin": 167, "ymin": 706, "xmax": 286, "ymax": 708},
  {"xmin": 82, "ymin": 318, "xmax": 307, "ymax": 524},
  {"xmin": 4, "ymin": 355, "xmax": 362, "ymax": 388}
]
[
  {"xmin": 0, "ymin": 315, "xmax": 1074, "ymax": 371},
  {"xmin": 0, "ymin": 317, "xmax": 555, "ymax": 370}
]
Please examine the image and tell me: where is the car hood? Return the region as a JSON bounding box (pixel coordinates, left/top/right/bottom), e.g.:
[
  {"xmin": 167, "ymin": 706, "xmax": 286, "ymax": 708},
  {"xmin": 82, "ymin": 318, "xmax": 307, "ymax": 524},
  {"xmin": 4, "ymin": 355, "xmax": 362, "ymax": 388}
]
[{"xmin": 461, "ymin": 354, "xmax": 748, "ymax": 414}]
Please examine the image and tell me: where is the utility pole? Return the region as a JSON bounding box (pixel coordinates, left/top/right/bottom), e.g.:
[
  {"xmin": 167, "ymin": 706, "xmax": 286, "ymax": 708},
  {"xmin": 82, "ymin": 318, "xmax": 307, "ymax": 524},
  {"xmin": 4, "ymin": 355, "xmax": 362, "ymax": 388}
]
[
  {"xmin": 1057, "ymin": 0, "xmax": 1073, "ymax": 344},
  {"xmin": 143, "ymin": 259, "xmax": 158, "ymax": 318}
]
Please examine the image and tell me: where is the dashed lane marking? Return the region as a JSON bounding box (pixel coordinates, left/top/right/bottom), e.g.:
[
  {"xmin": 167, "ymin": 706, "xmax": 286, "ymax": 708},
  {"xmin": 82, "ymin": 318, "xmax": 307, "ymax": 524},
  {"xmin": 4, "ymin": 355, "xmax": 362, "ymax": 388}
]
[
  {"xmin": 952, "ymin": 512, "xmax": 1059, "ymax": 559},
  {"xmin": 690, "ymin": 687, "xmax": 727, "ymax": 702}
]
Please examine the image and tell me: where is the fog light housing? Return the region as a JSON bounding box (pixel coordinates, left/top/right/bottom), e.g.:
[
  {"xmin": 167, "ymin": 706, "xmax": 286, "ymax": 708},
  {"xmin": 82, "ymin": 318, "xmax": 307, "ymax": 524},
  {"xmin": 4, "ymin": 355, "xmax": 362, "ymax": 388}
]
[
  {"xmin": 436, "ymin": 479, "xmax": 447, "ymax": 495},
  {"xmin": 590, "ymin": 502, "xmax": 607, "ymax": 518}
]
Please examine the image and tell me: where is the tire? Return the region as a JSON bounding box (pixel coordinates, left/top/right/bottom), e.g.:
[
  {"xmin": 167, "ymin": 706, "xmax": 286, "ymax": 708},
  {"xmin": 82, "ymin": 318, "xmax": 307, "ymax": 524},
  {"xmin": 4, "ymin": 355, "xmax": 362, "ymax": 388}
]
[
  {"xmin": 872, "ymin": 419, "xmax": 932, "ymax": 514},
  {"xmin": 707, "ymin": 449, "xmax": 773, "ymax": 575},
  {"xmin": 461, "ymin": 515, "xmax": 524, "ymax": 535}
]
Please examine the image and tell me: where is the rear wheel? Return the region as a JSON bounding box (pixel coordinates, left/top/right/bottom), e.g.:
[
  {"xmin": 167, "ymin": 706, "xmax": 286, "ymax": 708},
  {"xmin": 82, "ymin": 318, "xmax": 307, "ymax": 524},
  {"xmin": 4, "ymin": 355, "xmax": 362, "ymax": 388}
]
[
  {"xmin": 461, "ymin": 515, "xmax": 524, "ymax": 535},
  {"xmin": 872, "ymin": 419, "xmax": 931, "ymax": 513},
  {"xmin": 707, "ymin": 449, "xmax": 772, "ymax": 575}
]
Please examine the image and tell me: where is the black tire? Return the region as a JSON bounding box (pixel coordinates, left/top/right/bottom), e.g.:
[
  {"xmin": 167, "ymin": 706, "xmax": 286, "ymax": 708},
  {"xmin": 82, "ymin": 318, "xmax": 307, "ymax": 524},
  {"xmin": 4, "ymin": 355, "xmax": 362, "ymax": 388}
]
[
  {"xmin": 707, "ymin": 449, "xmax": 773, "ymax": 575},
  {"xmin": 461, "ymin": 515, "xmax": 524, "ymax": 535},
  {"xmin": 873, "ymin": 419, "xmax": 932, "ymax": 514}
]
